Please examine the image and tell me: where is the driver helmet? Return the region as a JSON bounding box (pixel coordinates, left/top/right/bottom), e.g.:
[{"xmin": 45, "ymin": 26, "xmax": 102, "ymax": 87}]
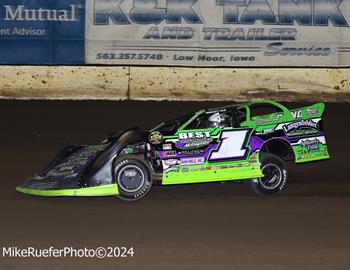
[{"xmin": 207, "ymin": 113, "xmax": 226, "ymax": 128}]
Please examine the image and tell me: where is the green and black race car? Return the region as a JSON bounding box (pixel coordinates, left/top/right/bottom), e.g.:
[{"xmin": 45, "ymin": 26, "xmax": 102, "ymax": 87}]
[{"xmin": 17, "ymin": 100, "xmax": 330, "ymax": 201}]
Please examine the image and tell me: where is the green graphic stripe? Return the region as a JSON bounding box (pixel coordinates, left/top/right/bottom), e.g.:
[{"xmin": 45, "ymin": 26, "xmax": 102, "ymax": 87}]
[
  {"xmin": 163, "ymin": 169, "xmax": 263, "ymax": 185},
  {"xmin": 295, "ymin": 155, "xmax": 330, "ymax": 163},
  {"xmin": 162, "ymin": 160, "xmax": 263, "ymax": 185},
  {"xmin": 16, "ymin": 184, "xmax": 119, "ymax": 197}
]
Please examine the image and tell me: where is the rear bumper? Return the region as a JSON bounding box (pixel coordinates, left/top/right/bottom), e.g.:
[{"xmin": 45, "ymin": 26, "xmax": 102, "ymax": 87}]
[{"xmin": 16, "ymin": 184, "xmax": 119, "ymax": 197}]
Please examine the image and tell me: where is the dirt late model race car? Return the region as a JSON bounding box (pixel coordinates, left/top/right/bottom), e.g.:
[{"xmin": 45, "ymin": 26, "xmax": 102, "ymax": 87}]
[{"xmin": 17, "ymin": 100, "xmax": 330, "ymax": 201}]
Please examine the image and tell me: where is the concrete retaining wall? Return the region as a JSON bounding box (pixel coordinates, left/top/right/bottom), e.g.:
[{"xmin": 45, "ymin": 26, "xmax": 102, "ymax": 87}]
[{"xmin": 0, "ymin": 66, "xmax": 349, "ymax": 101}]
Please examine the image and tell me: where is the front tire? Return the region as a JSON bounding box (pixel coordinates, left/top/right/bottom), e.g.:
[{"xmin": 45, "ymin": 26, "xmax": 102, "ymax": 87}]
[
  {"xmin": 113, "ymin": 155, "xmax": 152, "ymax": 201},
  {"xmin": 244, "ymin": 153, "xmax": 288, "ymax": 196}
]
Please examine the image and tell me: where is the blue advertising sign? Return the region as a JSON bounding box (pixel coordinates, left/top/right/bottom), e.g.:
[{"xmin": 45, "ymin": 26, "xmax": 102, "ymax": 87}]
[{"xmin": 0, "ymin": 0, "xmax": 85, "ymax": 64}]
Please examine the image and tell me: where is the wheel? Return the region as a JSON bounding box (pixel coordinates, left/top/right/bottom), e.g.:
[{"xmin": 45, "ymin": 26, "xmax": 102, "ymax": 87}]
[
  {"xmin": 244, "ymin": 153, "xmax": 288, "ymax": 196},
  {"xmin": 113, "ymin": 155, "xmax": 152, "ymax": 201}
]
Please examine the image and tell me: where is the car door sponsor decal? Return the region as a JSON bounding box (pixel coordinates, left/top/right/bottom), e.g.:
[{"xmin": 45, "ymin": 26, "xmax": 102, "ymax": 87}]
[
  {"xmin": 209, "ymin": 129, "xmax": 251, "ymax": 161},
  {"xmin": 282, "ymin": 119, "xmax": 319, "ymax": 137}
]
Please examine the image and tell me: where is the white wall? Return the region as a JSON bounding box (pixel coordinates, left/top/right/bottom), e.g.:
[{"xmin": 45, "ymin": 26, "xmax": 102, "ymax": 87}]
[{"xmin": 1, "ymin": 66, "xmax": 349, "ymax": 101}]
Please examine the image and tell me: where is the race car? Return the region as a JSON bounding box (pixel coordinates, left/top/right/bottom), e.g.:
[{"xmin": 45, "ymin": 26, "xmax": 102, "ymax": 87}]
[{"xmin": 17, "ymin": 100, "xmax": 330, "ymax": 201}]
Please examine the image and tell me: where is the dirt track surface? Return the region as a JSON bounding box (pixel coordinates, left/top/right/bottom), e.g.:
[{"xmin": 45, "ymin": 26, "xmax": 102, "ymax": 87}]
[{"xmin": 0, "ymin": 100, "xmax": 349, "ymax": 270}]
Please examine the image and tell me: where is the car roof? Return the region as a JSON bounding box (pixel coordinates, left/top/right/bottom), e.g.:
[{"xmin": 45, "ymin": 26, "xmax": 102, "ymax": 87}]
[
  {"xmin": 206, "ymin": 100, "xmax": 286, "ymax": 111},
  {"xmin": 205, "ymin": 104, "xmax": 239, "ymax": 113}
]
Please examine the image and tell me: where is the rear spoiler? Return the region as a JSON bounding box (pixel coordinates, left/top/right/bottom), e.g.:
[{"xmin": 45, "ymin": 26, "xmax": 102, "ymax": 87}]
[{"xmin": 290, "ymin": 103, "xmax": 325, "ymax": 119}]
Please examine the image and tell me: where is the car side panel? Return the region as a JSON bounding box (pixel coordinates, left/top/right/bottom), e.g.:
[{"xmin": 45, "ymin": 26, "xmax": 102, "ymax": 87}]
[
  {"xmin": 159, "ymin": 128, "xmax": 263, "ymax": 185},
  {"xmin": 245, "ymin": 103, "xmax": 330, "ymax": 163}
]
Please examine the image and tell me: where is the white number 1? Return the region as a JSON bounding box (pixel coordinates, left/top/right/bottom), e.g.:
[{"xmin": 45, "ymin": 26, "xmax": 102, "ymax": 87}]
[{"xmin": 209, "ymin": 130, "xmax": 250, "ymax": 161}]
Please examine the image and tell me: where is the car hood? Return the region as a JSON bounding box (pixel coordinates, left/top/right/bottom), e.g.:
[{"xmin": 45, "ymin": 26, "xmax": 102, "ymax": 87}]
[{"xmin": 21, "ymin": 144, "xmax": 108, "ymax": 190}]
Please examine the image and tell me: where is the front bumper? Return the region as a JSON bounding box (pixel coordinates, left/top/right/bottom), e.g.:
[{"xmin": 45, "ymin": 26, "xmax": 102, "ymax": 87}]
[{"xmin": 16, "ymin": 184, "xmax": 119, "ymax": 197}]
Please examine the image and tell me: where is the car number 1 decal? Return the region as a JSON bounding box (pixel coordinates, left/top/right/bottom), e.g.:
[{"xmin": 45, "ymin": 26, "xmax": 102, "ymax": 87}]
[{"xmin": 209, "ymin": 130, "xmax": 251, "ymax": 161}]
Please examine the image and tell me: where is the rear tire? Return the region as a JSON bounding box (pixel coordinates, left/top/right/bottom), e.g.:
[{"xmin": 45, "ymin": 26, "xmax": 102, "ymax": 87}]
[
  {"xmin": 244, "ymin": 153, "xmax": 288, "ymax": 196},
  {"xmin": 113, "ymin": 155, "xmax": 152, "ymax": 201}
]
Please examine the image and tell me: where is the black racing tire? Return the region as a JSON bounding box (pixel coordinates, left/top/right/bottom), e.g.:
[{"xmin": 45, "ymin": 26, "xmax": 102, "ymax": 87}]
[
  {"xmin": 113, "ymin": 155, "xmax": 152, "ymax": 202},
  {"xmin": 244, "ymin": 153, "xmax": 288, "ymax": 196}
]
